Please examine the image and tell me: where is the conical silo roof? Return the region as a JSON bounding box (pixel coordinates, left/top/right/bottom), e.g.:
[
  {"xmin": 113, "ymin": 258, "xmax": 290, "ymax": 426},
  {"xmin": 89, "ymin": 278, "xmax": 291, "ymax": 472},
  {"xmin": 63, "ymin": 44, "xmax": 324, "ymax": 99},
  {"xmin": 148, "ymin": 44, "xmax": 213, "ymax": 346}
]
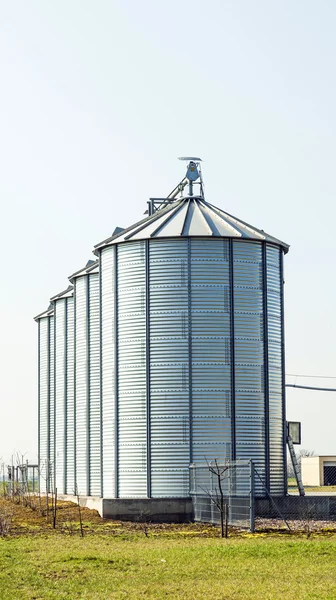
[
  {"xmin": 34, "ymin": 303, "xmax": 54, "ymax": 322},
  {"xmin": 50, "ymin": 284, "xmax": 73, "ymax": 302},
  {"xmin": 94, "ymin": 197, "xmax": 289, "ymax": 254},
  {"xmin": 68, "ymin": 259, "xmax": 99, "ymax": 283}
]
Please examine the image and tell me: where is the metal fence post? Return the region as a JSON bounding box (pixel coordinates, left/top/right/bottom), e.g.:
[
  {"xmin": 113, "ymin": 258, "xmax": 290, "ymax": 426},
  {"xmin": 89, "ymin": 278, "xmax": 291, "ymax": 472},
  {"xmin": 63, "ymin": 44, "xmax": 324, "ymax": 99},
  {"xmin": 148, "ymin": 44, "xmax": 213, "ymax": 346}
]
[{"xmin": 250, "ymin": 460, "xmax": 255, "ymax": 533}]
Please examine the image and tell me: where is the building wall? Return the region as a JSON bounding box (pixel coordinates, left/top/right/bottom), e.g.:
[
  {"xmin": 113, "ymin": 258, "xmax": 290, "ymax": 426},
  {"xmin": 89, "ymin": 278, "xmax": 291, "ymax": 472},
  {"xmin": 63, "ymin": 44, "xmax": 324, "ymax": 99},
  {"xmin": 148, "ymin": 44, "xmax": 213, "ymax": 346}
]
[
  {"xmin": 302, "ymin": 456, "xmax": 336, "ymax": 487},
  {"xmin": 302, "ymin": 457, "xmax": 322, "ymax": 486}
]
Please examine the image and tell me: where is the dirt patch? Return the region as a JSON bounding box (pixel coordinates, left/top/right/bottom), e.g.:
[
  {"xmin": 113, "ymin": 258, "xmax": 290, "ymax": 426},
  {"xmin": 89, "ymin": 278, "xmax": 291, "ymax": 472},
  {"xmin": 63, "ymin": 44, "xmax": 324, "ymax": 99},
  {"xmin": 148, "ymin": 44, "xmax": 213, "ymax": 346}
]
[{"xmin": 0, "ymin": 496, "xmax": 335, "ymax": 539}]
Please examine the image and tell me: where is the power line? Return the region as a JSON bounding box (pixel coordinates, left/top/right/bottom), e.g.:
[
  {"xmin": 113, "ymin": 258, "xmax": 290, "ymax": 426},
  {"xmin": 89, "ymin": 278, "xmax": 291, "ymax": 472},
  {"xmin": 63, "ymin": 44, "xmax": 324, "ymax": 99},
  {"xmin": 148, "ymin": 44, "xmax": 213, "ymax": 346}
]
[
  {"xmin": 286, "ymin": 383, "xmax": 336, "ymax": 392},
  {"xmin": 286, "ymin": 373, "xmax": 336, "ymax": 380}
]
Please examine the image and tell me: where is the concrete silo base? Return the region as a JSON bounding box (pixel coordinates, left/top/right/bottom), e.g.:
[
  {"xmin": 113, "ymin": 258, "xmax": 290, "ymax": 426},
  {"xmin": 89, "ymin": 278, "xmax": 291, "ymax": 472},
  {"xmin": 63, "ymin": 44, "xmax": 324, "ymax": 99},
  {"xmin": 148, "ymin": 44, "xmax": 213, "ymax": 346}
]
[{"xmin": 59, "ymin": 495, "xmax": 193, "ymax": 523}]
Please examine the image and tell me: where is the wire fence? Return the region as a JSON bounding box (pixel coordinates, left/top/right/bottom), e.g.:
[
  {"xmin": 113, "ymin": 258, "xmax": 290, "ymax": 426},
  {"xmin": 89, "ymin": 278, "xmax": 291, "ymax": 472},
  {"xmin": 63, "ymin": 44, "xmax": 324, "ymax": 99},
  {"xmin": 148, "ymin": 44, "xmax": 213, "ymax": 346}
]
[
  {"xmin": 299, "ymin": 457, "xmax": 336, "ymax": 488},
  {"xmin": 4, "ymin": 463, "xmax": 39, "ymax": 496},
  {"xmin": 190, "ymin": 460, "xmax": 255, "ymax": 532}
]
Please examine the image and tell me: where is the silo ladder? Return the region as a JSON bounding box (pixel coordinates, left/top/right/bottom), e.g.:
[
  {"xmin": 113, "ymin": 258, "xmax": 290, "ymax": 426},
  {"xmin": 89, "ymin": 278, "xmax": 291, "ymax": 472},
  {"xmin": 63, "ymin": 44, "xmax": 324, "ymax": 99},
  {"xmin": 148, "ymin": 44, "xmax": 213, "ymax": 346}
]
[{"xmin": 287, "ymin": 434, "xmax": 305, "ymax": 496}]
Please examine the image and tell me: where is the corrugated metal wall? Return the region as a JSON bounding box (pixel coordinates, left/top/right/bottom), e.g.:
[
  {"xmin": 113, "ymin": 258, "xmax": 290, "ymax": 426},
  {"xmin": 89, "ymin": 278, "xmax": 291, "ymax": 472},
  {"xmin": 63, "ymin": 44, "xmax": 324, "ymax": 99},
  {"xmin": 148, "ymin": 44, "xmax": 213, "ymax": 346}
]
[
  {"xmin": 233, "ymin": 241, "xmax": 266, "ymax": 491},
  {"xmin": 101, "ymin": 246, "xmax": 116, "ymax": 498},
  {"xmin": 53, "ymin": 294, "xmax": 75, "ymax": 496},
  {"xmin": 74, "ymin": 272, "xmax": 101, "ymax": 497},
  {"xmin": 74, "ymin": 276, "xmax": 88, "ymax": 495},
  {"xmin": 149, "ymin": 239, "xmax": 190, "ymax": 497},
  {"xmin": 66, "ymin": 297, "xmax": 75, "ymax": 494},
  {"xmin": 88, "ymin": 273, "xmax": 101, "ymax": 496},
  {"xmin": 55, "ymin": 299, "xmax": 66, "ymax": 494},
  {"xmin": 266, "ymin": 245, "xmax": 285, "ymax": 495},
  {"xmin": 99, "ymin": 236, "xmax": 285, "ymax": 499},
  {"xmin": 49, "ymin": 315, "xmax": 55, "ymax": 488},
  {"xmin": 38, "ymin": 317, "xmax": 50, "ymax": 493},
  {"xmin": 190, "ymin": 238, "xmax": 232, "ymax": 465},
  {"xmin": 118, "ymin": 242, "xmax": 147, "ymax": 497}
]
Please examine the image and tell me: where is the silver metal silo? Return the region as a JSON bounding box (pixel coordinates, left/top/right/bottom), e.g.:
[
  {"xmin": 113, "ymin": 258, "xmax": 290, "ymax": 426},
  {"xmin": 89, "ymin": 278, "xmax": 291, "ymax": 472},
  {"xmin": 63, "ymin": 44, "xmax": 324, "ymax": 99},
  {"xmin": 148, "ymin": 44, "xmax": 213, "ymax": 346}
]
[
  {"xmin": 95, "ymin": 183, "xmax": 289, "ymax": 499},
  {"xmin": 50, "ymin": 285, "xmax": 74, "ymax": 495},
  {"xmin": 34, "ymin": 304, "xmax": 54, "ymax": 493},
  {"xmin": 69, "ymin": 260, "xmax": 100, "ymax": 497}
]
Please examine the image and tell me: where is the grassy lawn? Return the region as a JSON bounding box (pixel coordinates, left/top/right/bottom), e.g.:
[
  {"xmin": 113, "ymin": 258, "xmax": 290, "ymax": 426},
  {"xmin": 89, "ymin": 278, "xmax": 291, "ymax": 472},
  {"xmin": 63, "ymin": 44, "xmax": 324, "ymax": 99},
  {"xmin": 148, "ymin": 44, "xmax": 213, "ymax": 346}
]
[
  {"xmin": 1, "ymin": 534, "xmax": 336, "ymax": 599},
  {"xmin": 0, "ymin": 497, "xmax": 335, "ymax": 599},
  {"xmin": 288, "ymin": 478, "xmax": 336, "ymax": 493}
]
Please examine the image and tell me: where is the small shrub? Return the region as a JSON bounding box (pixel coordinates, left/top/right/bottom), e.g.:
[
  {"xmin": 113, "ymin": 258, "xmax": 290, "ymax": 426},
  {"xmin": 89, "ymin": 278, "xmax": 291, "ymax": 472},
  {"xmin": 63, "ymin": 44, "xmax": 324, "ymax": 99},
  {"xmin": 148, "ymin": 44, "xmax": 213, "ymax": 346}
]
[{"xmin": 0, "ymin": 504, "xmax": 13, "ymax": 537}]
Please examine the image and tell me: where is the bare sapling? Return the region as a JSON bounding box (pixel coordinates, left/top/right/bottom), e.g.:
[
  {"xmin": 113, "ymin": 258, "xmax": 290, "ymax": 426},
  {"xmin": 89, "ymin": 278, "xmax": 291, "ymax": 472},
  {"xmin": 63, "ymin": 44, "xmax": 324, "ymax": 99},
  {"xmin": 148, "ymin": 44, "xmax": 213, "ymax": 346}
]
[
  {"xmin": 53, "ymin": 488, "xmax": 57, "ymax": 529},
  {"xmin": 75, "ymin": 486, "xmax": 84, "ymax": 537},
  {"xmin": 200, "ymin": 459, "xmax": 230, "ymax": 539}
]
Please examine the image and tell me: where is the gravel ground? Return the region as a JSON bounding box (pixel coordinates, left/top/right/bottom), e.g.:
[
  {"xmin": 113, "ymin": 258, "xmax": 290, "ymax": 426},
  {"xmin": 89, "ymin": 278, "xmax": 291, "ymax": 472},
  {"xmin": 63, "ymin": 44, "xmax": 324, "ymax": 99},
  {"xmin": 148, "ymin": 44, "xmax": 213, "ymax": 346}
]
[{"xmin": 255, "ymin": 517, "xmax": 336, "ymax": 533}]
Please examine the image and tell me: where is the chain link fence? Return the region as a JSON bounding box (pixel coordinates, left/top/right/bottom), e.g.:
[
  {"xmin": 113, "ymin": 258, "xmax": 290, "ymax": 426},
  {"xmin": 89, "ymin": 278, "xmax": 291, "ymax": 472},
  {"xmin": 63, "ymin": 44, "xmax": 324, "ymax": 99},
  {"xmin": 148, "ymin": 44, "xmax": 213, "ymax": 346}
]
[
  {"xmin": 190, "ymin": 460, "xmax": 255, "ymax": 532},
  {"xmin": 299, "ymin": 457, "xmax": 336, "ymax": 488}
]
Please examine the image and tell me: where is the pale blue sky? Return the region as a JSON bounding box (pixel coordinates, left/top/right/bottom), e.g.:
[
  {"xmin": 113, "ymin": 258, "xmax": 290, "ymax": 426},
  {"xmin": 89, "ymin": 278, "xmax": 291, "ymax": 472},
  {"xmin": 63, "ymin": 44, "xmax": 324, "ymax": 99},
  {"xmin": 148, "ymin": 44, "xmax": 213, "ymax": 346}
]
[{"xmin": 1, "ymin": 0, "xmax": 335, "ymax": 463}]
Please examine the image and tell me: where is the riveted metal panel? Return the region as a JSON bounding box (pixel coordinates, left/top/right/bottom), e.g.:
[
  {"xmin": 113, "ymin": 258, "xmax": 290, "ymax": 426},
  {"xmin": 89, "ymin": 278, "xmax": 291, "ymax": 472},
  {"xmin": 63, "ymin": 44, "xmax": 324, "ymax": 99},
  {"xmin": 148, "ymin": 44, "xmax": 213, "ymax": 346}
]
[
  {"xmin": 233, "ymin": 241, "xmax": 266, "ymax": 491},
  {"xmin": 49, "ymin": 315, "xmax": 55, "ymax": 485},
  {"xmin": 38, "ymin": 317, "xmax": 49, "ymax": 492},
  {"xmin": 101, "ymin": 246, "xmax": 116, "ymax": 498},
  {"xmin": 74, "ymin": 276, "xmax": 88, "ymax": 495},
  {"xmin": 88, "ymin": 273, "xmax": 101, "ymax": 496},
  {"xmin": 98, "ymin": 234, "xmax": 285, "ymax": 500},
  {"xmin": 66, "ymin": 297, "xmax": 75, "ymax": 494},
  {"xmin": 118, "ymin": 241, "xmax": 147, "ymax": 497},
  {"xmin": 149, "ymin": 239, "xmax": 190, "ymax": 497},
  {"xmin": 54, "ymin": 299, "xmax": 66, "ymax": 494},
  {"xmin": 266, "ymin": 244, "xmax": 284, "ymax": 495},
  {"xmin": 190, "ymin": 238, "xmax": 232, "ymax": 466}
]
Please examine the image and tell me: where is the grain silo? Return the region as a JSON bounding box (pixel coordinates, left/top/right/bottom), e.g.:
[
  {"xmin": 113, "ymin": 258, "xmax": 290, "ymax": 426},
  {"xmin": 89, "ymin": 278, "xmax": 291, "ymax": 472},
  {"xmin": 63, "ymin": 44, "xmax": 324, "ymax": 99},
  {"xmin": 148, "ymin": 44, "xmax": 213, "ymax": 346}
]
[
  {"xmin": 94, "ymin": 159, "xmax": 289, "ymax": 501},
  {"xmin": 34, "ymin": 304, "xmax": 54, "ymax": 492},
  {"xmin": 50, "ymin": 285, "xmax": 74, "ymax": 495},
  {"xmin": 69, "ymin": 260, "xmax": 101, "ymax": 497}
]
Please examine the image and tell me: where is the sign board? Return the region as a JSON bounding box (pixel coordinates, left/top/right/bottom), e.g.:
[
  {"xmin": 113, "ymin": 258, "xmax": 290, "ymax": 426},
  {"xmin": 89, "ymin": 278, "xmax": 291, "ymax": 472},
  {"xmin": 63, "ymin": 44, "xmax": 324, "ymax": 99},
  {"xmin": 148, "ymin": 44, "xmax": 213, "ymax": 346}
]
[{"xmin": 287, "ymin": 421, "xmax": 301, "ymax": 445}]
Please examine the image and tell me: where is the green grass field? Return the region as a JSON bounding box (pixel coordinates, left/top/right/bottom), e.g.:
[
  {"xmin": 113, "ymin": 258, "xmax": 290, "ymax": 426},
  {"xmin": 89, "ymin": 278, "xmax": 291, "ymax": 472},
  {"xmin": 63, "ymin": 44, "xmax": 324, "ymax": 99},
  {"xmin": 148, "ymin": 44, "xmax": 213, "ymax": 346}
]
[
  {"xmin": 1, "ymin": 533, "xmax": 336, "ymax": 599},
  {"xmin": 287, "ymin": 478, "xmax": 336, "ymax": 493},
  {"xmin": 0, "ymin": 496, "xmax": 335, "ymax": 599}
]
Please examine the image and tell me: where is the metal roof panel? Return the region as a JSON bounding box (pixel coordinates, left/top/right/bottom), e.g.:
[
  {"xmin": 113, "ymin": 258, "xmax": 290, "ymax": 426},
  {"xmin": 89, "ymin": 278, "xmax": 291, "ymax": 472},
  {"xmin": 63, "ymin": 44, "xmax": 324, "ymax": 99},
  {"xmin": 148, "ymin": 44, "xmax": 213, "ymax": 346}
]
[{"xmin": 93, "ymin": 197, "xmax": 289, "ymax": 253}]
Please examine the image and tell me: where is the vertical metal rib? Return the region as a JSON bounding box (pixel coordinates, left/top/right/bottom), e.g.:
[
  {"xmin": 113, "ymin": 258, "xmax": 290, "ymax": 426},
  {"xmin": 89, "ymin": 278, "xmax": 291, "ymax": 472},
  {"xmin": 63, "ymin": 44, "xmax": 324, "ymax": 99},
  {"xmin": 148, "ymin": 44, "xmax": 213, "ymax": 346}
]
[
  {"xmin": 145, "ymin": 240, "xmax": 151, "ymax": 497},
  {"xmin": 86, "ymin": 275, "xmax": 90, "ymax": 496},
  {"xmin": 187, "ymin": 237, "xmax": 193, "ymax": 464},
  {"xmin": 52, "ymin": 312, "xmax": 56, "ymax": 491},
  {"xmin": 47, "ymin": 315, "xmax": 50, "ymax": 484},
  {"xmin": 73, "ymin": 281, "xmax": 77, "ymax": 494},
  {"xmin": 114, "ymin": 245, "xmax": 119, "ymax": 498},
  {"xmin": 99, "ymin": 251, "xmax": 103, "ymax": 497},
  {"xmin": 280, "ymin": 250, "xmax": 287, "ymax": 494},
  {"xmin": 37, "ymin": 320, "xmax": 41, "ymax": 490},
  {"xmin": 64, "ymin": 298, "xmax": 68, "ymax": 494},
  {"xmin": 262, "ymin": 242, "xmax": 270, "ymax": 493},
  {"xmin": 180, "ymin": 199, "xmax": 191, "ymax": 236},
  {"xmin": 229, "ymin": 240, "xmax": 236, "ymax": 460}
]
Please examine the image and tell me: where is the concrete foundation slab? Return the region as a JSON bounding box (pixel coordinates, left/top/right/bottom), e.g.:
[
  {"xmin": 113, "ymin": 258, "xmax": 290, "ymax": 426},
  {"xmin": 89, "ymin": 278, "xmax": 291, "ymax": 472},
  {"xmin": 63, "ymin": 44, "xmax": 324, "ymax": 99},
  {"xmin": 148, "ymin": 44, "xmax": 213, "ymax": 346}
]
[
  {"xmin": 102, "ymin": 498, "xmax": 193, "ymax": 522},
  {"xmin": 58, "ymin": 494, "xmax": 336, "ymax": 523},
  {"xmin": 256, "ymin": 495, "xmax": 336, "ymax": 520},
  {"xmin": 57, "ymin": 495, "xmax": 193, "ymax": 523}
]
